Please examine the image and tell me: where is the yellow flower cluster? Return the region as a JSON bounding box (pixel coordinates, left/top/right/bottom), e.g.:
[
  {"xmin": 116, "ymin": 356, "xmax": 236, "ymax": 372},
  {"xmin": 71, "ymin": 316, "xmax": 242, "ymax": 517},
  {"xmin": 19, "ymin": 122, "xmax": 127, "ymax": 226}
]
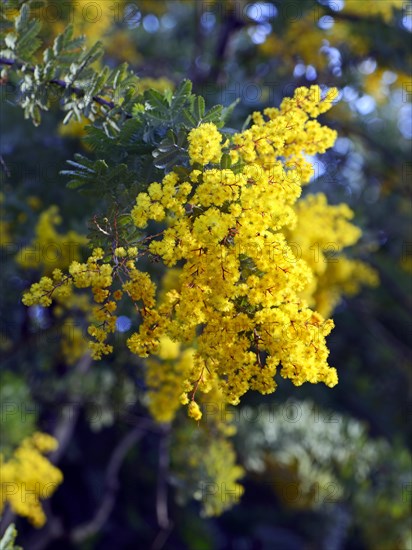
[
  {"xmin": 287, "ymin": 193, "xmax": 378, "ymax": 317},
  {"xmin": 145, "ymin": 336, "xmax": 196, "ymax": 423},
  {"xmin": 0, "ymin": 433, "xmax": 63, "ymax": 527},
  {"xmin": 195, "ymin": 438, "xmax": 244, "ymax": 517},
  {"xmin": 231, "ymin": 85, "xmax": 337, "ymax": 174},
  {"xmin": 1, "ymin": 199, "xmax": 91, "ymax": 364},
  {"xmin": 171, "ymin": 384, "xmax": 244, "ymax": 515},
  {"xmin": 144, "ymin": 272, "xmax": 253, "ymax": 424},
  {"xmin": 187, "ymin": 123, "xmax": 223, "ymax": 166},
  {"xmin": 23, "ymin": 245, "xmax": 167, "ymax": 361},
  {"xmin": 23, "ymin": 248, "xmax": 117, "ymax": 359},
  {"xmin": 128, "ymin": 86, "xmax": 340, "ymax": 417},
  {"xmin": 172, "ymin": 414, "xmax": 244, "ymax": 516},
  {"xmin": 16, "ymin": 206, "xmax": 87, "ymax": 274},
  {"xmin": 23, "ymin": 86, "xmax": 377, "ymax": 422}
]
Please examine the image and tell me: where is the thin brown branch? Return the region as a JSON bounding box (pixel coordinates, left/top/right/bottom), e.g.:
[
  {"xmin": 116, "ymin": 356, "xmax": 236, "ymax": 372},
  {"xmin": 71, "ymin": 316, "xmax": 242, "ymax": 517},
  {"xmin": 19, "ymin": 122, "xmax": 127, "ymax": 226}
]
[
  {"xmin": 156, "ymin": 426, "xmax": 171, "ymax": 530},
  {"xmin": 70, "ymin": 421, "xmax": 152, "ymax": 543},
  {"xmin": 49, "ymin": 353, "xmax": 92, "ymax": 463},
  {"xmin": 211, "ymin": 14, "xmax": 244, "ymax": 84},
  {"xmin": 152, "ymin": 424, "xmax": 173, "ymax": 550}
]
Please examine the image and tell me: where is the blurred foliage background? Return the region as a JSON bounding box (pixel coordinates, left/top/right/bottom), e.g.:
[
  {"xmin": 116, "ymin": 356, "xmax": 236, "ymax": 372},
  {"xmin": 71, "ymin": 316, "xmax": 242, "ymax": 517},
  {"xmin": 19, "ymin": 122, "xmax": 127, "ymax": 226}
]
[{"xmin": 0, "ymin": 0, "xmax": 411, "ymax": 548}]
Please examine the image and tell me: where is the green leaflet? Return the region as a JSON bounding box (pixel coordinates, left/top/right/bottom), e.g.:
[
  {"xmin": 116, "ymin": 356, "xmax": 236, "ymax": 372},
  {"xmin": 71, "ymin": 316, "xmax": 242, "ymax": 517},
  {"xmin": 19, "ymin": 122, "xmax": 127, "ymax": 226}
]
[{"xmin": 0, "ymin": 524, "xmax": 23, "ymax": 550}]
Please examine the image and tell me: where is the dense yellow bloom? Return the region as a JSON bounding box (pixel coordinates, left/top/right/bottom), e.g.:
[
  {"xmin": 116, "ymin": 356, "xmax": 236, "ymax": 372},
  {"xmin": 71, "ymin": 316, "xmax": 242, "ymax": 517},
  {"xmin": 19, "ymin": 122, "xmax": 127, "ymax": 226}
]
[
  {"xmin": 188, "ymin": 123, "xmax": 223, "ymax": 165},
  {"xmin": 127, "ymin": 87, "xmax": 341, "ymax": 413},
  {"xmin": 23, "ymin": 248, "xmax": 117, "ymax": 359},
  {"xmin": 23, "ymin": 86, "xmax": 378, "ymax": 421},
  {"xmin": 0, "ymin": 433, "xmax": 63, "ymax": 527}
]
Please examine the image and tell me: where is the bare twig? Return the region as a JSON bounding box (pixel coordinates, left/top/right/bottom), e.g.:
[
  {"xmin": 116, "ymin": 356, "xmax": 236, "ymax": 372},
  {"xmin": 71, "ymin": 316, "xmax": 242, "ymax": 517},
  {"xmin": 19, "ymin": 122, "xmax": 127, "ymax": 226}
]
[
  {"xmin": 21, "ymin": 415, "xmax": 158, "ymax": 550},
  {"xmin": 156, "ymin": 426, "xmax": 171, "ymax": 529},
  {"xmin": 70, "ymin": 420, "xmax": 152, "ymax": 543},
  {"xmin": 152, "ymin": 424, "xmax": 173, "ymax": 550},
  {"xmin": 25, "ymin": 502, "xmax": 64, "ymax": 550},
  {"xmin": 209, "ymin": 8, "xmax": 245, "ymax": 84},
  {"xmin": 49, "ymin": 353, "xmax": 92, "ymax": 464}
]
